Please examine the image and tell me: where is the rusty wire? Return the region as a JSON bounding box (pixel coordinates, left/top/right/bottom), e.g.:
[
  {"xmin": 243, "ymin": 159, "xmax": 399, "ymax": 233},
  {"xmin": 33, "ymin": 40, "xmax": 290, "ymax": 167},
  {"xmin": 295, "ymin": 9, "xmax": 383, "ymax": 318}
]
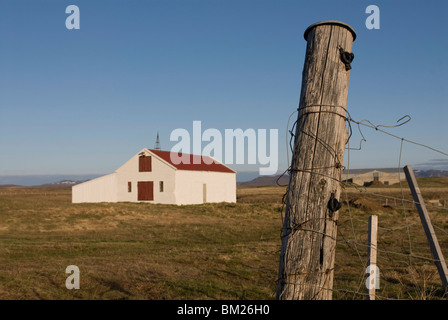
[{"xmin": 278, "ymin": 103, "xmax": 448, "ymax": 300}]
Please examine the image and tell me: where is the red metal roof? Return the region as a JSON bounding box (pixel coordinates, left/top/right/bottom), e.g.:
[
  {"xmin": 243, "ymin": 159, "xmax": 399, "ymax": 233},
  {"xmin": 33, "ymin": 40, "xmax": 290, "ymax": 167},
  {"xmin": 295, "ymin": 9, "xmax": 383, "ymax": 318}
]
[{"xmin": 149, "ymin": 149, "xmax": 236, "ymax": 173}]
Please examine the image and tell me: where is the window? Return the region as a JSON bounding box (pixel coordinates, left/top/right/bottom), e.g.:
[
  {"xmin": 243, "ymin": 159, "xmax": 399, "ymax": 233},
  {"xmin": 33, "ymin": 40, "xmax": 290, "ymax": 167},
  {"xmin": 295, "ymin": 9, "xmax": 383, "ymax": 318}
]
[
  {"xmin": 128, "ymin": 182, "xmax": 132, "ymax": 192},
  {"xmin": 159, "ymin": 181, "xmax": 164, "ymax": 192},
  {"xmin": 139, "ymin": 155, "xmax": 152, "ymax": 172}
]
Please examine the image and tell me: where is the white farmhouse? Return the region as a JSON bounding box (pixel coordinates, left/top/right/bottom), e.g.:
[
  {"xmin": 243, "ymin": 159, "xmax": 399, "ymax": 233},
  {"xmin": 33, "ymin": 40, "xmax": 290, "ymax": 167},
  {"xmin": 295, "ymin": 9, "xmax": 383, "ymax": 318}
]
[{"xmin": 72, "ymin": 149, "xmax": 236, "ymax": 205}]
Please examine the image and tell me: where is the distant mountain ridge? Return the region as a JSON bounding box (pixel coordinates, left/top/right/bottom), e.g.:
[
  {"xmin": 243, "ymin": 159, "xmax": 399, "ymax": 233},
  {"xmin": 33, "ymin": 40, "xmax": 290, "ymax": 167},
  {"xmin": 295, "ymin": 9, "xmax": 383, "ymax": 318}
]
[
  {"xmin": 413, "ymin": 169, "xmax": 448, "ymax": 177},
  {"xmin": 238, "ymin": 174, "xmax": 289, "ymax": 187},
  {"xmin": 1, "ymin": 169, "xmax": 447, "ymax": 188},
  {"xmin": 238, "ymin": 169, "xmax": 448, "ymax": 187},
  {"xmin": 43, "ymin": 180, "xmax": 86, "ymax": 186},
  {"xmin": 0, "ymin": 174, "xmax": 100, "ymax": 187}
]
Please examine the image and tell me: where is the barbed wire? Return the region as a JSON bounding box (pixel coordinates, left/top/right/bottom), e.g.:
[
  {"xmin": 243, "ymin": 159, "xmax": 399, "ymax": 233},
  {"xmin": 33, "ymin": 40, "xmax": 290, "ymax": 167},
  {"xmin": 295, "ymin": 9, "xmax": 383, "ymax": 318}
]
[
  {"xmin": 341, "ymin": 182, "xmax": 448, "ymax": 212},
  {"xmin": 279, "ymin": 104, "xmax": 448, "ymax": 300},
  {"xmin": 347, "ymin": 115, "xmax": 448, "ymax": 157}
]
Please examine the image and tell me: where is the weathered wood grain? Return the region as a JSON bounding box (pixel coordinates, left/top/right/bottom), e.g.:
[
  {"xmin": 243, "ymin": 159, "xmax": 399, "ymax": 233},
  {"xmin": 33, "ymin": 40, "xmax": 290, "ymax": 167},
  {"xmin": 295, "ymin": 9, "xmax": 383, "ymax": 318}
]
[
  {"xmin": 277, "ymin": 22, "xmax": 355, "ymax": 300},
  {"xmin": 404, "ymin": 165, "xmax": 448, "ymax": 293},
  {"xmin": 366, "ymin": 215, "xmax": 378, "ymax": 300}
]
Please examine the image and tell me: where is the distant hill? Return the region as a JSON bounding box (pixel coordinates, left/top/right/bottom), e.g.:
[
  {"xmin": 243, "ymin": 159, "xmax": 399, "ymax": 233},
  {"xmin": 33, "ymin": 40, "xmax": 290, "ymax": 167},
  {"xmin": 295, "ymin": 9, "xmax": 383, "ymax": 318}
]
[
  {"xmin": 414, "ymin": 169, "xmax": 448, "ymax": 177},
  {"xmin": 41, "ymin": 180, "xmax": 86, "ymax": 187},
  {"xmin": 238, "ymin": 174, "xmax": 289, "ymax": 187},
  {"xmin": 238, "ymin": 169, "xmax": 448, "ymax": 188},
  {"xmin": 0, "ymin": 174, "xmax": 101, "ymax": 187},
  {"xmin": 0, "ymin": 184, "xmax": 21, "ymax": 189},
  {"xmin": 0, "ymin": 180, "xmax": 87, "ymax": 188}
]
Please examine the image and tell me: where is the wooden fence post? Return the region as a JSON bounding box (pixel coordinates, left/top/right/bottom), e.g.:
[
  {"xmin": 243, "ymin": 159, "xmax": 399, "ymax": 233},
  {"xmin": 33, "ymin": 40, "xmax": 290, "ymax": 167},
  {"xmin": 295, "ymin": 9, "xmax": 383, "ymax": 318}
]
[
  {"xmin": 403, "ymin": 165, "xmax": 448, "ymax": 293},
  {"xmin": 276, "ymin": 21, "xmax": 356, "ymax": 300},
  {"xmin": 366, "ymin": 215, "xmax": 378, "ymax": 300}
]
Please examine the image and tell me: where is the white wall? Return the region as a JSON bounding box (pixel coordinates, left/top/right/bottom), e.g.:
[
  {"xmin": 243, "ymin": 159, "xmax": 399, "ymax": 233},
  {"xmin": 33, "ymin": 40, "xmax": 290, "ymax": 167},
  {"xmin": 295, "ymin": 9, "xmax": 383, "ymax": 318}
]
[
  {"xmin": 72, "ymin": 173, "xmax": 117, "ymax": 203},
  {"xmin": 114, "ymin": 151, "xmax": 176, "ymax": 204},
  {"xmin": 175, "ymin": 170, "xmax": 236, "ymax": 205}
]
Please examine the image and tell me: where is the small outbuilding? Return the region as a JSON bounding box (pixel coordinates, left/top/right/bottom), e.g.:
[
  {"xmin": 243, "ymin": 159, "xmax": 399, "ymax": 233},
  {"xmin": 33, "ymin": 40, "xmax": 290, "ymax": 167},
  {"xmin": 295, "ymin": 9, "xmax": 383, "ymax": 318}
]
[
  {"xmin": 72, "ymin": 149, "xmax": 236, "ymax": 205},
  {"xmin": 342, "ymin": 168, "xmax": 404, "ymax": 186}
]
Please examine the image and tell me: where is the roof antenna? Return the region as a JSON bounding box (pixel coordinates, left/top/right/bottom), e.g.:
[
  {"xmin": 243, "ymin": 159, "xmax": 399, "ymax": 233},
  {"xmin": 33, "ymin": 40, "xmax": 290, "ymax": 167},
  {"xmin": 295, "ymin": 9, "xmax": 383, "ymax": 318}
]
[{"xmin": 154, "ymin": 131, "xmax": 161, "ymax": 150}]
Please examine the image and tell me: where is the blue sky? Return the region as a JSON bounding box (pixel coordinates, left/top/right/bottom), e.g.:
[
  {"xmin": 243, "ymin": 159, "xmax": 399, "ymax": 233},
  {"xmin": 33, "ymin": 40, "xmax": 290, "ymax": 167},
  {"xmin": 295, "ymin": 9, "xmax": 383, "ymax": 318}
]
[{"xmin": 0, "ymin": 0, "xmax": 447, "ymax": 182}]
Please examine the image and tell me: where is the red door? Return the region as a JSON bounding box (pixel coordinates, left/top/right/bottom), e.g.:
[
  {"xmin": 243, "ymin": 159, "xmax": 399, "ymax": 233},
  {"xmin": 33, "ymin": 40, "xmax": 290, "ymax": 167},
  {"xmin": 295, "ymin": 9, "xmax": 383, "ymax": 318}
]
[{"xmin": 138, "ymin": 181, "xmax": 154, "ymax": 201}]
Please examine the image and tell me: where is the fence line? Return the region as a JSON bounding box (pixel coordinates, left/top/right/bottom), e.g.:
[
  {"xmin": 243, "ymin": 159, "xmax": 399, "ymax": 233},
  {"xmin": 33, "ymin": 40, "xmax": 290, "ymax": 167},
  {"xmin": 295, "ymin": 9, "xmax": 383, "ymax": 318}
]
[{"xmin": 280, "ymin": 110, "xmax": 448, "ymax": 299}]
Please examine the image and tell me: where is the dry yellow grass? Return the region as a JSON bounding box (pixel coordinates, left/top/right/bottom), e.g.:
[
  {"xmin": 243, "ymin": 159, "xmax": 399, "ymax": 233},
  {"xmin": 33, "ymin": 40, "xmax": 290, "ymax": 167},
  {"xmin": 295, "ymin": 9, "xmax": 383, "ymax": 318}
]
[
  {"xmin": 0, "ymin": 187, "xmax": 280, "ymax": 300},
  {"xmin": 0, "ymin": 179, "xmax": 447, "ymax": 300}
]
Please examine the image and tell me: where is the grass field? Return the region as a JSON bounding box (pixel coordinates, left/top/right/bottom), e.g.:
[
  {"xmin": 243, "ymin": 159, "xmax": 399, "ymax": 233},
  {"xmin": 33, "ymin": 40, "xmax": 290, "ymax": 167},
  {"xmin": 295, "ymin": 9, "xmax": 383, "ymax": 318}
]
[{"xmin": 1, "ymin": 178, "xmax": 448, "ymax": 300}]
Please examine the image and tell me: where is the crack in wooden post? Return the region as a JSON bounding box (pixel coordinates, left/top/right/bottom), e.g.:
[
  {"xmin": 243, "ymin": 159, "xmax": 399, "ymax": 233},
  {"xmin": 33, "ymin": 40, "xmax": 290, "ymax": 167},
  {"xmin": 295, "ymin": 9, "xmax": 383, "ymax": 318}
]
[{"xmin": 277, "ymin": 21, "xmax": 356, "ymax": 300}]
